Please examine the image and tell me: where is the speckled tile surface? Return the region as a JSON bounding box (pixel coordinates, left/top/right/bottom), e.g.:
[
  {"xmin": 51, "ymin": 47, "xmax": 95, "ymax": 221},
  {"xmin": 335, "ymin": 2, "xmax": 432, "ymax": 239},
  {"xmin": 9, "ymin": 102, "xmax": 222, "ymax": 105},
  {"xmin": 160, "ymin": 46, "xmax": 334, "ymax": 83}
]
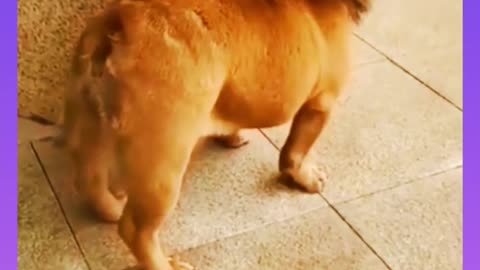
[
  {"xmin": 356, "ymin": 0, "xmax": 462, "ymax": 108},
  {"xmin": 336, "ymin": 168, "xmax": 463, "ymax": 270},
  {"xmin": 18, "ymin": 144, "xmax": 88, "ymax": 270},
  {"xmin": 177, "ymin": 207, "xmax": 389, "ymax": 270},
  {"xmin": 18, "ymin": 0, "xmax": 105, "ymax": 122}
]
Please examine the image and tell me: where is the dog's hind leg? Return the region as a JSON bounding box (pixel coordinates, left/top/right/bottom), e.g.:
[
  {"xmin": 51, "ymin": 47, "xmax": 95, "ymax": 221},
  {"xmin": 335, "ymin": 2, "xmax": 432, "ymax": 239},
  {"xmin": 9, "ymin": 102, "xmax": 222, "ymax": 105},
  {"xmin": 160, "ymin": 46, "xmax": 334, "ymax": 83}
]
[
  {"xmin": 116, "ymin": 97, "xmax": 210, "ymax": 270},
  {"xmin": 71, "ymin": 130, "xmax": 127, "ymax": 223}
]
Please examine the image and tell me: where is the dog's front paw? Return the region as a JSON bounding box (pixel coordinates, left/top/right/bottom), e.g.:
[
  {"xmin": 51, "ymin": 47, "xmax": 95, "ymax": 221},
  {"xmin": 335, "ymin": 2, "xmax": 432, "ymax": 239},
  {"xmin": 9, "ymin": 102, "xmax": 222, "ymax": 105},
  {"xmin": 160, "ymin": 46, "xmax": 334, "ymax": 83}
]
[{"xmin": 282, "ymin": 162, "xmax": 326, "ymax": 194}]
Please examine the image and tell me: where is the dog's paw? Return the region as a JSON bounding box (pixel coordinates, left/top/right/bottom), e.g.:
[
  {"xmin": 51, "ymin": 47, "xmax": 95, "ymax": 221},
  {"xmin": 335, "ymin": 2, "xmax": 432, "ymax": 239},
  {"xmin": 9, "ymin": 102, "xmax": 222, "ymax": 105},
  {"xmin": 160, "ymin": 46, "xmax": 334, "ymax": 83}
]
[
  {"xmin": 92, "ymin": 192, "xmax": 128, "ymax": 223},
  {"xmin": 213, "ymin": 133, "xmax": 249, "ymax": 148},
  {"xmin": 282, "ymin": 162, "xmax": 326, "ymax": 194},
  {"xmin": 121, "ymin": 256, "xmax": 193, "ymax": 270}
]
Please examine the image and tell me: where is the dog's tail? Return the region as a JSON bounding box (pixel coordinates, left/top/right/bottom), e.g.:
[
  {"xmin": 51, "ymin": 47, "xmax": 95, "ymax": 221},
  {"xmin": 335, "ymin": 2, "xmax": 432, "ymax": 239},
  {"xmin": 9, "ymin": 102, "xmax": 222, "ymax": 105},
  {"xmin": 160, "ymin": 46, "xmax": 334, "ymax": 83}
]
[{"xmin": 341, "ymin": 0, "xmax": 372, "ymax": 24}]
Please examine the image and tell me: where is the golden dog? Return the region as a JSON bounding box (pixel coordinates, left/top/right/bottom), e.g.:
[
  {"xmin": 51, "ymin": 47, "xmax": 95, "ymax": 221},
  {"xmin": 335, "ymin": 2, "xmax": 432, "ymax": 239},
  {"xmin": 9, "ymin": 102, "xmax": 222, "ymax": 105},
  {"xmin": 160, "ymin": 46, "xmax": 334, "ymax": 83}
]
[{"xmin": 62, "ymin": 0, "xmax": 371, "ymax": 269}]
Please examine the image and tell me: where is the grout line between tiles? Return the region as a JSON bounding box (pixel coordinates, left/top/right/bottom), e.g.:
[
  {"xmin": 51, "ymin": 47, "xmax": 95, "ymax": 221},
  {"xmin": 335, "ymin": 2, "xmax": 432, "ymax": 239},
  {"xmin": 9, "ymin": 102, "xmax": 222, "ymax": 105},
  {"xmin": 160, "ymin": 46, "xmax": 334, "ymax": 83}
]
[
  {"xmin": 335, "ymin": 164, "xmax": 463, "ymax": 207},
  {"xmin": 258, "ymin": 128, "xmax": 463, "ymax": 206},
  {"xmin": 318, "ymin": 164, "xmax": 462, "ymax": 270},
  {"xmin": 353, "ymin": 34, "xmax": 462, "ymax": 112},
  {"xmin": 29, "ymin": 142, "xmax": 93, "ymax": 270},
  {"xmin": 326, "ymin": 203, "xmax": 394, "ymax": 270},
  {"xmin": 180, "ymin": 135, "xmax": 395, "ymax": 269},
  {"xmin": 174, "ymin": 203, "xmax": 331, "ymax": 255},
  {"xmin": 19, "ymin": 114, "xmax": 57, "ymax": 126},
  {"xmin": 318, "ymin": 188, "xmax": 394, "ymax": 269},
  {"xmin": 258, "ymin": 129, "xmax": 396, "ymax": 270},
  {"xmin": 258, "ymin": 126, "xmax": 462, "ymax": 269},
  {"xmin": 258, "ymin": 128, "xmax": 280, "ymax": 150}
]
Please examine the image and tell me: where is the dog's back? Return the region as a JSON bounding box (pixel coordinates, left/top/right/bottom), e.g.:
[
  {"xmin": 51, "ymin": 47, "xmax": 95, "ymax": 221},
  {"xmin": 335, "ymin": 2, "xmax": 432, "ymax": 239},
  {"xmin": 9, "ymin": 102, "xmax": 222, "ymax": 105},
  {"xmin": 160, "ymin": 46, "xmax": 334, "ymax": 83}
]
[{"xmin": 65, "ymin": 0, "xmax": 371, "ymax": 135}]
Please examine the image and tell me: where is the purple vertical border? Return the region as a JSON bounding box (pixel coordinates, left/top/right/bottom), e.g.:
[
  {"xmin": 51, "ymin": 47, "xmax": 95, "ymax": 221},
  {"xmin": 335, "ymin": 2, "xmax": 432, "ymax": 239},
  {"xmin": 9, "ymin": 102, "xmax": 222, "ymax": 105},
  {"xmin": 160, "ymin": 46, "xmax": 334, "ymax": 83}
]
[
  {"xmin": 464, "ymin": 0, "xmax": 479, "ymax": 269},
  {"xmin": 0, "ymin": 0, "xmax": 18, "ymax": 269}
]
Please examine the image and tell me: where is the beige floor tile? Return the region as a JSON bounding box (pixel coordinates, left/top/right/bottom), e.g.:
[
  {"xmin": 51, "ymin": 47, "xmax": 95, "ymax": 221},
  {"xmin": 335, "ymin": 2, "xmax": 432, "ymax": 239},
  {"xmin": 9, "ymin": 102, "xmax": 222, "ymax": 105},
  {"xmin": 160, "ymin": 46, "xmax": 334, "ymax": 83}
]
[
  {"xmin": 177, "ymin": 207, "xmax": 388, "ymax": 270},
  {"xmin": 357, "ymin": 0, "xmax": 462, "ymax": 107},
  {"xmin": 262, "ymin": 61, "xmax": 462, "ymax": 204},
  {"xmin": 18, "ymin": 118, "xmax": 59, "ymax": 144},
  {"xmin": 33, "ymin": 130, "xmax": 327, "ymax": 269},
  {"xmin": 352, "ymin": 36, "xmax": 385, "ymax": 67},
  {"xmin": 336, "ymin": 168, "xmax": 462, "ymax": 270},
  {"xmin": 18, "ymin": 144, "xmax": 88, "ymax": 270}
]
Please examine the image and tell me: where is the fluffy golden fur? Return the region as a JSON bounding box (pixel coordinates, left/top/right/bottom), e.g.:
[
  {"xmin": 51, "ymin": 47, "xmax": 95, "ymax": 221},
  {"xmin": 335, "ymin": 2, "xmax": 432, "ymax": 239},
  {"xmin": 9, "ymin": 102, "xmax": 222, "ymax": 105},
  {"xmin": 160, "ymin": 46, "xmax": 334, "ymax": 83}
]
[{"xmin": 62, "ymin": 0, "xmax": 371, "ymax": 269}]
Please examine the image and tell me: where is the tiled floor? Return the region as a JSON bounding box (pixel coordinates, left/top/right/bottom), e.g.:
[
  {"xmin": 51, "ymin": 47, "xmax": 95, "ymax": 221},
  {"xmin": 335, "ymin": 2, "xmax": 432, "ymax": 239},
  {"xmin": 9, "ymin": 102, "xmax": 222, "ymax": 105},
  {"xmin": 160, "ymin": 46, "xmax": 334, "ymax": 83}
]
[{"xmin": 18, "ymin": 2, "xmax": 463, "ymax": 270}]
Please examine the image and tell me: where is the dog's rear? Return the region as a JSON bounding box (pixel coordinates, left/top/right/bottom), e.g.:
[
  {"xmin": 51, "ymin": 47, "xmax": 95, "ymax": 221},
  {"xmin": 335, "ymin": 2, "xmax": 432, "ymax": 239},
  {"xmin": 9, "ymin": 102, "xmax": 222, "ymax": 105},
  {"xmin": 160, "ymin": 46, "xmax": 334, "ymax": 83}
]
[{"xmin": 63, "ymin": 2, "xmax": 228, "ymax": 269}]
